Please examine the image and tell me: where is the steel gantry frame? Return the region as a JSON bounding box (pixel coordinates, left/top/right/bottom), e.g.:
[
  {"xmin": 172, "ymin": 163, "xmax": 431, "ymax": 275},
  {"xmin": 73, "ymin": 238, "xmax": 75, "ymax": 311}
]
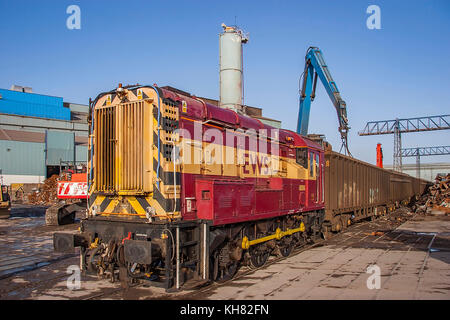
[
  {"xmin": 359, "ymin": 115, "xmax": 450, "ymax": 172},
  {"xmin": 401, "ymin": 146, "xmax": 450, "ymax": 178}
]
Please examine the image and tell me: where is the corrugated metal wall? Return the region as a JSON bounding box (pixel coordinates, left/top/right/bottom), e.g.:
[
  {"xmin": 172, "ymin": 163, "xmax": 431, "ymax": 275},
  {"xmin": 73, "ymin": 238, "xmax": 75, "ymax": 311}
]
[
  {"xmin": 0, "ymin": 89, "xmax": 88, "ymax": 184},
  {"xmin": 76, "ymin": 145, "xmax": 88, "ymax": 162},
  {"xmin": 0, "ymin": 140, "xmax": 45, "ymax": 175},
  {"xmin": 45, "ymin": 131, "xmax": 75, "ymax": 165},
  {"xmin": 66, "ymin": 102, "xmax": 89, "ymax": 113},
  {"xmin": 0, "ymin": 88, "xmax": 71, "ymax": 120}
]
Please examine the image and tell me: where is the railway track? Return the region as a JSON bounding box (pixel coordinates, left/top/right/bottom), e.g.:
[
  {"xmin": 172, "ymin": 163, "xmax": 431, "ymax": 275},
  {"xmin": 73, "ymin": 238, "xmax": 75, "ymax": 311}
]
[
  {"xmin": 82, "ymin": 211, "xmax": 411, "ymax": 300},
  {"xmin": 179, "ymin": 216, "xmax": 388, "ymax": 299},
  {"xmin": 1, "ymin": 209, "xmax": 419, "ymax": 300},
  {"xmin": 0, "ymin": 255, "xmax": 79, "ymax": 299},
  {"xmin": 81, "ymin": 283, "xmax": 140, "ymax": 300}
]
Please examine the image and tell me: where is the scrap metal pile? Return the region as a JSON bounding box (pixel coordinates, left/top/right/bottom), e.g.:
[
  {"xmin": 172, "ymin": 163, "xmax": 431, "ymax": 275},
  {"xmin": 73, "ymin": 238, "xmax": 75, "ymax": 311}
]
[
  {"xmin": 27, "ymin": 174, "xmax": 68, "ymax": 205},
  {"xmin": 412, "ymin": 174, "xmax": 450, "ymax": 215}
]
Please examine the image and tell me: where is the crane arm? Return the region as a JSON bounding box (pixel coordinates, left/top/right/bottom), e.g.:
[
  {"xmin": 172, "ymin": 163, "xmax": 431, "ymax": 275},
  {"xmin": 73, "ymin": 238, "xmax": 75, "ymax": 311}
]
[{"xmin": 297, "ymin": 47, "xmax": 351, "ymax": 155}]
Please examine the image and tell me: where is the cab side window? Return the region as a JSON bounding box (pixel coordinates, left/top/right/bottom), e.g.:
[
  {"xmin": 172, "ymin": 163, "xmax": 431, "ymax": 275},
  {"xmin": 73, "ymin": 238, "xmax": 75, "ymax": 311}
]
[
  {"xmin": 296, "ymin": 148, "xmax": 308, "ymax": 169},
  {"xmin": 315, "ymin": 153, "xmax": 320, "ymax": 177},
  {"xmin": 309, "ymin": 152, "xmax": 314, "ymax": 177}
]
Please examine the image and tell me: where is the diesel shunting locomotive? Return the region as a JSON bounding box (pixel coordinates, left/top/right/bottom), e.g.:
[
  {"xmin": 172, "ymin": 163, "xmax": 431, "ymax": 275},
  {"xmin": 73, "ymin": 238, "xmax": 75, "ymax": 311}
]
[
  {"xmin": 53, "ymin": 84, "xmax": 427, "ymax": 290},
  {"xmin": 53, "ymin": 25, "xmax": 427, "ymax": 291}
]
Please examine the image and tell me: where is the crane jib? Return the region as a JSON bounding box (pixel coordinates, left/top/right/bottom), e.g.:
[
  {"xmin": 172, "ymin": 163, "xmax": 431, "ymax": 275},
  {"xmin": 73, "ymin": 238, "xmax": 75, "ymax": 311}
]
[{"xmin": 297, "ymin": 47, "xmax": 351, "ymax": 156}]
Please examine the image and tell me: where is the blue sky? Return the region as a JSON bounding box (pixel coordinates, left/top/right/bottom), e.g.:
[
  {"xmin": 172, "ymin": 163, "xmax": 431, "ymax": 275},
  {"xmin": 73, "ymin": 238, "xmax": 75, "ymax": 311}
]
[{"xmin": 1, "ymin": 0, "xmax": 449, "ymax": 165}]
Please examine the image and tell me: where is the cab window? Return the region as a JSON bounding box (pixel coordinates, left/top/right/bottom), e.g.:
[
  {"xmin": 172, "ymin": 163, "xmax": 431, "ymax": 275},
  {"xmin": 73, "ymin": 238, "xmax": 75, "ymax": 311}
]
[
  {"xmin": 315, "ymin": 154, "xmax": 320, "ymax": 176},
  {"xmin": 296, "ymin": 148, "xmax": 308, "ymax": 169},
  {"xmin": 309, "ymin": 152, "xmax": 314, "ymax": 177}
]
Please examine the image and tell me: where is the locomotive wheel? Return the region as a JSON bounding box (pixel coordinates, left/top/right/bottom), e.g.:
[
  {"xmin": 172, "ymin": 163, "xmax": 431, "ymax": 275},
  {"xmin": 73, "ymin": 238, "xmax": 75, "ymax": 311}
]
[
  {"xmin": 278, "ymin": 236, "xmax": 294, "ymax": 257},
  {"xmin": 87, "ymin": 246, "xmax": 104, "ymax": 273},
  {"xmin": 216, "ymin": 261, "xmax": 239, "ymax": 283},
  {"xmin": 211, "ymin": 248, "xmax": 239, "ymax": 282},
  {"xmin": 210, "ymin": 251, "xmax": 219, "ymax": 281},
  {"xmin": 116, "ymin": 245, "xmax": 126, "ymax": 267},
  {"xmin": 249, "ymin": 245, "xmax": 269, "ymax": 269}
]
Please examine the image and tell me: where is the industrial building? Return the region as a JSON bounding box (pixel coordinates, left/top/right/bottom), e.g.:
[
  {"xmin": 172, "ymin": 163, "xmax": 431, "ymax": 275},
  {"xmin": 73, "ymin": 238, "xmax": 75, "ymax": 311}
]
[
  {"xmin": 0, "ymin": 84, "xmax": 279, "ymax": 187},
  {"xmin": 0, "ymin": 85, "xmax": 88, "ymax": 185}
]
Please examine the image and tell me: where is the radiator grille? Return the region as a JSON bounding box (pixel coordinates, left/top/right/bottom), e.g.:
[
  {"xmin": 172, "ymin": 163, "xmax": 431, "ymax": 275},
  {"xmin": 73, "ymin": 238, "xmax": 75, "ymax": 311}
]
[
  {"xmin": 94, "ymin": 106, "xmax": 116, "ymax": 192},
  {"xmin": 94, "ymin": 100, "xmax": 151, "ymax": 193},
  {"xmin": 117, "ymin": 101, "xmax": 144, "ymax": 191}
]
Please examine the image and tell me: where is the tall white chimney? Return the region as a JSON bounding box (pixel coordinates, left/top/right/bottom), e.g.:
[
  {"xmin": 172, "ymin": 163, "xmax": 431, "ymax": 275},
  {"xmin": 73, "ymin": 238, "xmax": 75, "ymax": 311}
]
[{"xmin": 219, "ymin": 24, "xmax": 248, "ymax": 114}]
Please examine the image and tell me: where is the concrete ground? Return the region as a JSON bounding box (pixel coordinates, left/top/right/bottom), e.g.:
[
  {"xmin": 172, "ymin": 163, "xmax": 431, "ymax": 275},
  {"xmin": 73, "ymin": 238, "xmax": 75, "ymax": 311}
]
[
  {"xmin": 182, "ymin": 214, "xmax": 450, "ymax": 300},
  {"xmin": 0, "ymin": 205, "xmax": 77, "ymax": 280},
  {"xmin": 0, "ymin": 207, "xmax": 449, "ymax": 300}
]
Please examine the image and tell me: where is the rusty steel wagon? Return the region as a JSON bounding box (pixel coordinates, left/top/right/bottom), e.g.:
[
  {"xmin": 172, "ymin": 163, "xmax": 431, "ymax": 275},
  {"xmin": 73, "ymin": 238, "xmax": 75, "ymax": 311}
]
[{"xmin": 323, "ymin": 150, "xmax": 428, "ymax": 235}]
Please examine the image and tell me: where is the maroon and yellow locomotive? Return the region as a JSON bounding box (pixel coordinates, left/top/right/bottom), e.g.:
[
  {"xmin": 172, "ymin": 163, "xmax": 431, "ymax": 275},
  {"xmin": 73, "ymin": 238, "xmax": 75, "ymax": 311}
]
[{"xmin": 53, "ymin": 84, "xmax": 426, "ymax": 290}]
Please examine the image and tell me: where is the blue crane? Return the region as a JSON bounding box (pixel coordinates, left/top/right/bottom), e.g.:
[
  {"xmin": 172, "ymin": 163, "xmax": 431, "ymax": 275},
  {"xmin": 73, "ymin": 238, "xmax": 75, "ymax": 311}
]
[{"xmin": 297, "ymin": 47, "xmax": 351, "ymax": 155}]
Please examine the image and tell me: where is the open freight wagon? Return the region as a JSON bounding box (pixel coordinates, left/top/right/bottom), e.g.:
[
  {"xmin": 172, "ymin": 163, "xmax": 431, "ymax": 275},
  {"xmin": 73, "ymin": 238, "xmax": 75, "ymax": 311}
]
[{"xmin": 323, "ymin": 150, "xmax": 429, "ymax": 233}]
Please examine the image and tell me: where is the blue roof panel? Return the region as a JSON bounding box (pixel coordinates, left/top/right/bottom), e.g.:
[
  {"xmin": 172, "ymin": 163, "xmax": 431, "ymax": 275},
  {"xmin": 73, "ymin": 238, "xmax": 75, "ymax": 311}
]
[{"xmin": 0, "ymin": 88, "xmax": 71, "ymax": 120}]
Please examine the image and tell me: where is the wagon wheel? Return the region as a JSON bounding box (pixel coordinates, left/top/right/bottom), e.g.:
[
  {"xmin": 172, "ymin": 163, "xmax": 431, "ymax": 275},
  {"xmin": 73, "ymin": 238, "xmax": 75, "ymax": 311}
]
[
  {"xmin": 321, "ymin": 225, "xmax": 332, "ymax": 240},
  {"xmin": 278, "ymin": 236, "xmax": 294, "ymax": 257},
  {"xmin": 341, "ymin": 215, "xmax": 349, "ymax": 229},
  {"xmin": 311, "ymin": 217, "xmax": 322, "ymax": 240},
  {"xmin": 249, "ymin": 245, "xmax": 269, "ymax": 269}
]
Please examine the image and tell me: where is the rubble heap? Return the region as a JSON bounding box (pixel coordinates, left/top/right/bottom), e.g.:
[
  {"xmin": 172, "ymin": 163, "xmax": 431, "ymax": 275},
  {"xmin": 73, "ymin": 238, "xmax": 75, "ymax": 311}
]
[
  {"xmin": 27, "ymin": 173, "xmax": 68, "ymax": 205},
  {"xmin": 412, "ymin": 174, "xmax": 450, "ymax": 215}
]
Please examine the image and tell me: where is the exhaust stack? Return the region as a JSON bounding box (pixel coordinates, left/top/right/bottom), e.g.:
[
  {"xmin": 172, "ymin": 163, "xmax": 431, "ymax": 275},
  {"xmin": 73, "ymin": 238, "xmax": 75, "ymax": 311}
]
[{"xmin": 219, "ymin": 23, "xmax": 248, "ymax": 114}]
